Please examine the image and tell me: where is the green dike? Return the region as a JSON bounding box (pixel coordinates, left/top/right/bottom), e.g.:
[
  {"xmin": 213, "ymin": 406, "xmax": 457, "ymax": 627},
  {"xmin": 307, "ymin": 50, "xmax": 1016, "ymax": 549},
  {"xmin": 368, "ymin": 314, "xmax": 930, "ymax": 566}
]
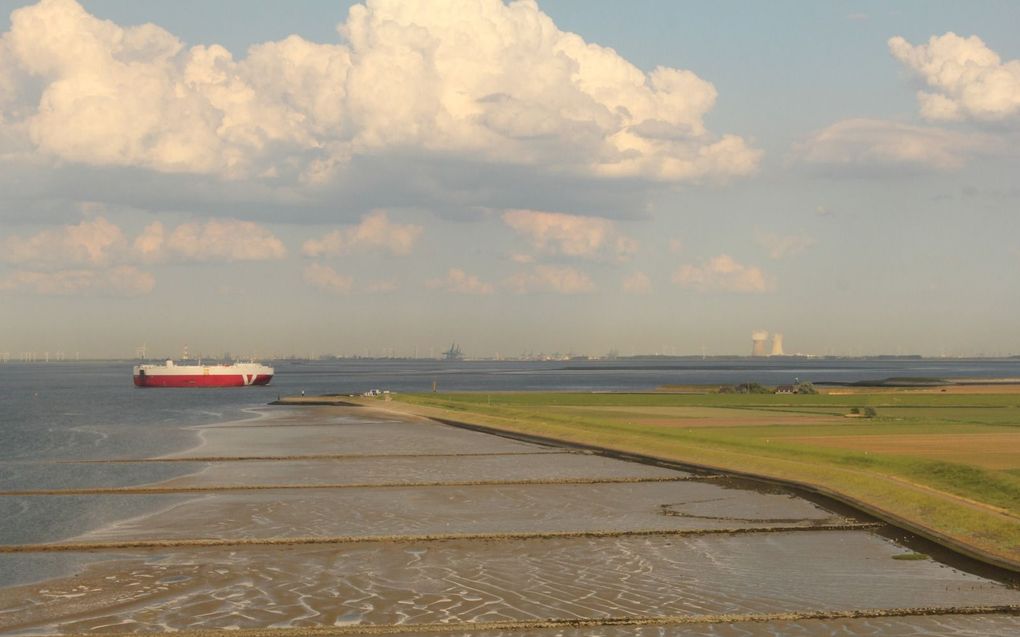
[{"xmin": 388, "ymin": 391, "xmax": 1020, "ymax": 567}]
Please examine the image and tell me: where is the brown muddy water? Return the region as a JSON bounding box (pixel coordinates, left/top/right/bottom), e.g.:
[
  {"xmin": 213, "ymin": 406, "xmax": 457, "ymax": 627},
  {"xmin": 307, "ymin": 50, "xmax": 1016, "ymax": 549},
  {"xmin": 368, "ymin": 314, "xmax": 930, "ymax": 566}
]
[{"xmin": 1, "ymin": 405, "xmax": 1019, "ymax": 635}]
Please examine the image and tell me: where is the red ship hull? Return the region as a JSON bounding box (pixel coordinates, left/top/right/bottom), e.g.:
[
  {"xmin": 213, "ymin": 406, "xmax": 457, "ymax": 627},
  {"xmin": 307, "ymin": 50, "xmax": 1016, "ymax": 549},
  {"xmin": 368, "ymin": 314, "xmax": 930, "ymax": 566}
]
[
  {"xmin": 133, "ymin": 361, "xmax": 274, "ymax": 388},
  {"xmin": 133, "ymin": 373, "xmax": 273, "ymax": 388}
]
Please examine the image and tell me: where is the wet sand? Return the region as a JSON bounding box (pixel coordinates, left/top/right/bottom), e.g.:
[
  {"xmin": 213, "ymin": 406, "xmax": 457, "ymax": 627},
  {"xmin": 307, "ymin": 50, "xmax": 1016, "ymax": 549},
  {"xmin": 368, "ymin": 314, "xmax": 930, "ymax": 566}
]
[
  {"xmin": 167, "ymin": 408, "xmax": 553, "ymax": 458},
  {"xmin": 58, "ymin": 481, "xmax": 847, "ymax": 544},
  {"xmin": 1, "ymin": 405, "xmax": 1020, "ymax": 635}
]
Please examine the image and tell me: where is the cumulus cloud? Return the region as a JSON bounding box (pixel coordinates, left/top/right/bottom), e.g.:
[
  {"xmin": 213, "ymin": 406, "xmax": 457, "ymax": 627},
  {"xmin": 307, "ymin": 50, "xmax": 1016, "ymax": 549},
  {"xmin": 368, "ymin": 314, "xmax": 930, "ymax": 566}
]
[
  {"xmin": 0, "ymin": 215, "xmax": 284, "ymax": 296},
  {"xmin": 756, "ymin": 232, "xmax": 815, "ymax": 259},
  {"xmin": 506, "ymin": 265, "xmax": 594, "ymax": 294},
  {"xmin": 1, "ymin": 216, "xmax": 125, "ymax": 266},
  {"xmin": 889, "ymin": 33, "xmax": 1020, "ymax": 122},
  {"xmin": 136, "ymin": 219, "xmax": 287, "ymax": 262},
  {"xmin": 795, "ymin": 118, "xmax": 993, "ymax": 174},
  {"xmin": 302, "ymin": 263, "xmax": 353, "ymax": 293},
  {"xmin": 427, "ymin": 268, "xmax": 494, "ymax": 295},
  {"xmin": 502, "ymin": 209, "xmax": 638, "ymax": 262},
  {"xmin": 0, "ymin": 265, "xmax": 153, "ymax": 295},
  {"xmin": 672, "ymin": 255, "xmax": 768, "ymax": 293},
  {"xmin": 622, "ymin": 271, "xmax": 652, "ymax": 294},
  {"xmin": 3, "ymin": 215, "xmax": 285, "ymax": 268},
  {"xmin": 0, "ymin": 0, "xmax": 759, "ymax": 187},
  {"xmin": 0, "ymin": 0, "xmax": 346, "ymax": 177},
  {"xmin": 132, "ymin": 222, "xmax": 165, "ymax": 262},
  {"xmin": 302, "ymin": 210, "xmax": 422, "ymax": 257}
]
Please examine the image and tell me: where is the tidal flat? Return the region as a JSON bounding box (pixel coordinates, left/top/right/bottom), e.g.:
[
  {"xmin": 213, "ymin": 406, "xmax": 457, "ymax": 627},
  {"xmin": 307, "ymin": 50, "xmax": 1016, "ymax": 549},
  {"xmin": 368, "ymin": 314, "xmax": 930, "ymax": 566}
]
[
  {"xmin": 384, "ymin": 390, "xmax": 1020, "ymax": 568},
  {"xmin": 1, "ymin": 404, "xmax": 1020, "ymax": 635}
]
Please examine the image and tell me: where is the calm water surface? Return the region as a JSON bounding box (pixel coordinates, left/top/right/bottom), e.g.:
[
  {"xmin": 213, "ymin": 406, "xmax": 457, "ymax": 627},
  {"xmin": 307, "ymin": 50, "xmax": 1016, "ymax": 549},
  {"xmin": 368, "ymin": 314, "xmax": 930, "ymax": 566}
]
[{"xmin": 2, "ymin": 358, "xmax": 1020, "ymax": 548}]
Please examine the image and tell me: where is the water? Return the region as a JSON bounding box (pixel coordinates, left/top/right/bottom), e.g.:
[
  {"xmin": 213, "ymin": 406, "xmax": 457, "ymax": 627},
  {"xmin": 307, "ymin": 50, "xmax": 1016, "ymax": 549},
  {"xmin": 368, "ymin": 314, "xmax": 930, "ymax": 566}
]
[
  {"xmin": 2, "ymin": 357, "xmax": 1020, "ymax": 549},
  {"xmin": 3, "ymin": 359, "xmax": 1020, "ymax": 633}
]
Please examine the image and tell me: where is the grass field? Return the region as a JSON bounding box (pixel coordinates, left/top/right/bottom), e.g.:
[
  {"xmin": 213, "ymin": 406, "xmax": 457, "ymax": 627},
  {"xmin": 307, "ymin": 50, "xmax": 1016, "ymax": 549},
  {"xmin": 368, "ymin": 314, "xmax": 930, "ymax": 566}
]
[{"xmin": 378, "ymin": 389, "xmax": 1020, "ymax": 567}]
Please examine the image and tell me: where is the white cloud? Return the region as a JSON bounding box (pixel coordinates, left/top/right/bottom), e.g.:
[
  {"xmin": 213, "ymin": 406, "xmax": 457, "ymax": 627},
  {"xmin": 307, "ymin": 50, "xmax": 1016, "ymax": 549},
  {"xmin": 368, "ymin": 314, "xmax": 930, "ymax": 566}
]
[
  {"xmin": 622, "ymin": 271, "xmax": 652, "ymax": 294},
  {"xmin": 132, "ymin": 222, "xmax": 165, "ymax": 262},
  {"xmin": 302, "ymin": 263, "xmax": 353, "ymax": 293},
  {"xmin": 795, "ymin": 118, "xmax": 993, "ymax": 173},
  {"xmin": 137, "ymin": 219, "xmax": 287, "ymax": 262},
  {"xmin": 1, "ymin": 216, "xmax": 125, "ymax": 266},
  {"xmin": 3, "ymin": 216, "xmax": 286, "ymax": 267},
  {"xmin": 0, "ymin": 265, "xmax": 153, "ymax": 295},
  {"xmin": 672, "ymin": 254, "xmax": 768, "ymax": 293},
  {"xmin": 502, "ymin": 209, "xmax": 637, "ymax": 262},
  {"xmin": 427, "ymin": 268, "xmax": 494, "ymax": 295},
  {"xmin": 506, "ymin": 265, "xmax": 594, "ymax": 294},
  {"xmin": 756, "ymin": 232, "xmax": 815, "ymax": 259},
  {"xmin": 1, "ymin": 0, "xmax": 346, "ymax": 177},
  {"xmin": 302, "ymin": 210, "xmax": 422, "ymax": 257},
  {"xmin": 889, "ymin": 33, "xmax": 1020, "ymax": 122},
  {"xmin": 0, "ymin": 0, "xmax": 759, "ymax": 185},
  {"xmin": 0, "ymin": 215, "xmax": 284, "ymax": 296}
]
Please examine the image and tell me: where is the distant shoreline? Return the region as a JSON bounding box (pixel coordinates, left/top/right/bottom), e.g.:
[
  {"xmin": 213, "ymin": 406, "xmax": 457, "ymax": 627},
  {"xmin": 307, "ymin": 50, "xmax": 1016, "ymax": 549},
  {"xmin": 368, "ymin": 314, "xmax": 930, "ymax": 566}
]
[{"xmin": 4, "ymin": 354, "xmax": 1020, "ymax": 364}]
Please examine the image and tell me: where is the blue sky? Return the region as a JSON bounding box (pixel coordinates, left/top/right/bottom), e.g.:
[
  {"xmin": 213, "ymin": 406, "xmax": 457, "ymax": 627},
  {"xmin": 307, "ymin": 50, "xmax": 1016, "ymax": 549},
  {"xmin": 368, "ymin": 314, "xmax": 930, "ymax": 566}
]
[{"xmin": 1, "ymin": 0, "xmax": 1018, "ymax": 358}]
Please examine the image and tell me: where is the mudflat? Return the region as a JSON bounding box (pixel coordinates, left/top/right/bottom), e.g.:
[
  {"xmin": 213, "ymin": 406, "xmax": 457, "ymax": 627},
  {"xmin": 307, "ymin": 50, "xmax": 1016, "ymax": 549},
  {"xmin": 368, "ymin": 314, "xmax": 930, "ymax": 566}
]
[
  {"xmin": 382, "ymin": 391, "xmax": 1020, "ymax": 567},
  {"xmin": 2, "ymin": 404, "xmax": 1020, "ymax": 635}
]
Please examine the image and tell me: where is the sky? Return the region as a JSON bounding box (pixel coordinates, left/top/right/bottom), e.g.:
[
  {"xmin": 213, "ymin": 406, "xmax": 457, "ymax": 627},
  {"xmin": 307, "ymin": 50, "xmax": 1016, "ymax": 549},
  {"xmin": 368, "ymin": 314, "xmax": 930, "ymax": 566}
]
[{"xmin": 1, "ymin": 0, "xmax": 1019, "ymax": 359}]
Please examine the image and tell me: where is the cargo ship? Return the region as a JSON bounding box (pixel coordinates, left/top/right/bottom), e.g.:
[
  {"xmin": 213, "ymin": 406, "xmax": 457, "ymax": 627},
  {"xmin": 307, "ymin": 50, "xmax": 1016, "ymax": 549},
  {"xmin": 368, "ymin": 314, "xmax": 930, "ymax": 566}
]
[{"xmin": 133, "ymin": 360, "xmax": 274, "ymax": 387}]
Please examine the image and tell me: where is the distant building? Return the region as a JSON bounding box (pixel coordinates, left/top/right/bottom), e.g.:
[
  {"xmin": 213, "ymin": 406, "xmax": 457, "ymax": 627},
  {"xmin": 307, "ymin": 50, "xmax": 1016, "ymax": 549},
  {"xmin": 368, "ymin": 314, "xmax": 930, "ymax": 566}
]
[
  {"xmin": 751, "ymin": 331, "xmax": 769, "ymax": 357},
  {"xmin": 770, "ymin": 333, "xmax": 785, "ymax": 356}
]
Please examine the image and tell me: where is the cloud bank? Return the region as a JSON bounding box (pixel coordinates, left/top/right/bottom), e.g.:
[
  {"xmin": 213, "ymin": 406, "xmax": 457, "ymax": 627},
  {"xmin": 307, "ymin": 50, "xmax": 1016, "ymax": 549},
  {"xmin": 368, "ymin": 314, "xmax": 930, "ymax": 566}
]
[
  {"xmin": 135, "ymin": 219, "xmax": 287, "ymax": 262},
  {"xmin": 1, "ymin": 215, "xmax": 285, "ymax": 296},
  {"xmin": 2, "ymin": 217, "xmax": 125, "ymax": 266},
  {"xmin": 0, "ymin": 0, "xmax": 759, "ymax": 193}
]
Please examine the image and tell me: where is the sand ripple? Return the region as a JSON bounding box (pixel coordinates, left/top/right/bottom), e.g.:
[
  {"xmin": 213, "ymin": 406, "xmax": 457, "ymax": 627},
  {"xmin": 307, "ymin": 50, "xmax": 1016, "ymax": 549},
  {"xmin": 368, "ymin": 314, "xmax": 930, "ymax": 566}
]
[{"xmin": 1, "ymin": 533, "xmax": 1018, "ymax": 633}]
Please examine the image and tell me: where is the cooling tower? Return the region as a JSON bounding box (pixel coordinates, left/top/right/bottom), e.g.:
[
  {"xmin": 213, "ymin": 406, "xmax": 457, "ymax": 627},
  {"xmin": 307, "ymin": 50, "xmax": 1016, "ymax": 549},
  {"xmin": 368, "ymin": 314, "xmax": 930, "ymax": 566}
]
[
  {"xmin": 770, "ymin": 333, "xmax": 785, "ymax": 356},
  {"xmin": 751, "ymin": 330, "xmax": 769, "ymax": 357}
]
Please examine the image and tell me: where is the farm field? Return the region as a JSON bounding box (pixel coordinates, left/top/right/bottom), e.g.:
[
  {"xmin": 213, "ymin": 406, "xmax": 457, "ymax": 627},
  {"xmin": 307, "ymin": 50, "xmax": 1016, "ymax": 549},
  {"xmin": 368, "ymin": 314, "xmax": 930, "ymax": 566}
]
[{"xmin": 379, "ymin": 389, "xmax": 1020, "ymax": 568}]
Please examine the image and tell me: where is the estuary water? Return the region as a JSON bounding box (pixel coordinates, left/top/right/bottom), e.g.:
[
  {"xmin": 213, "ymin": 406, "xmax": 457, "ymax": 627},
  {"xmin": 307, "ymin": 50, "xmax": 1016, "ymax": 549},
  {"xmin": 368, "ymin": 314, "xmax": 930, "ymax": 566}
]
[
  {"xmin": 5, "ymin": 356, "xmax": 1020, "ymax": 460},
  {"xmin": 3, "ymin": 358, "xmax": 1020, "ymax": 634},
  {"xmin": 2, "ymin": 357, "xmax": 1020, "ymax": 555}
]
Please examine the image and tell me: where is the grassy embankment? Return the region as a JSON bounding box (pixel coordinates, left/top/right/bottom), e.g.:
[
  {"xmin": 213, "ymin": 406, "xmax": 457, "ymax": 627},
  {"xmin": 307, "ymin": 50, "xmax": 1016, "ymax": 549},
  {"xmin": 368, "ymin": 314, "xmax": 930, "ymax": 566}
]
[{"xmin": 378, "ymin": 390, "xmax": 1020, "ymax": 567}]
